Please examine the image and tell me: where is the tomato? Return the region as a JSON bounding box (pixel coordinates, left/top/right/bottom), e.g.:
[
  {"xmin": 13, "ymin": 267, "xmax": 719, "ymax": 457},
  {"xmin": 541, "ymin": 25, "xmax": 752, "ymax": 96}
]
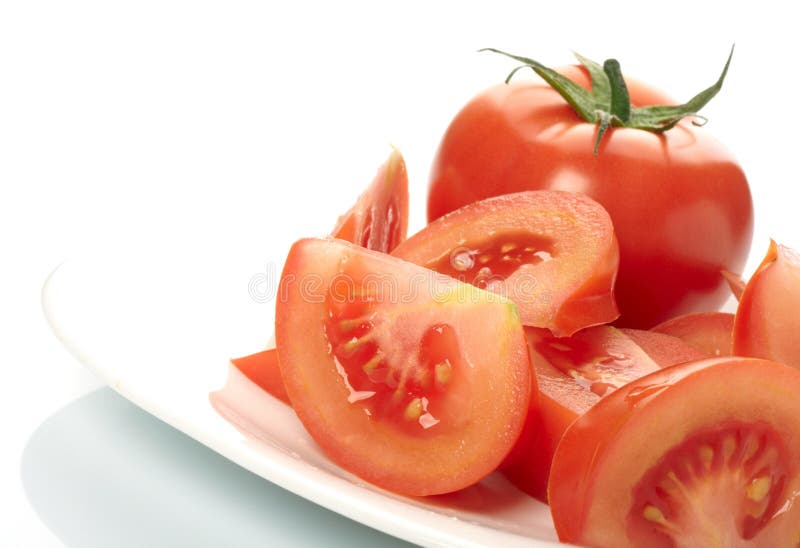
[
  {"xmin": 274, "ymin": 237, "xmax": 532, "ymax": 496},
  {"xmin": 230, "ymin": 349, "xmax": 289, "ymax": 405},
  {"xmin": 652, "ymin": 312, "xmax": 734, "ymax": 358},
  {"xmin": 332, "ymin": 147, "xmax": 408, "ymax": 253},
  {"xmin": 428, "ymin": 62, "xmax": 753, "ymax": 328},
  {"xmin": 392, "ymin": 190, "xmax": 619, "ymax": 336},
  {"xmin": 734, "ymin": 240, "xmax": 800, "ymax": 369},
  {"xmin": 502, "ymin": 326, "xmax": 659, "ymax": 501},
  {"xmin": 548, "ymin": 356, "xmax": 800, "ymax": 547},
  {"xmin": 620, "ymin": 328, "xmax": 706, "ymax": 368},
  {"xmin": 232, "ymin": 149, "xmax": 410, "ymax": 404}
]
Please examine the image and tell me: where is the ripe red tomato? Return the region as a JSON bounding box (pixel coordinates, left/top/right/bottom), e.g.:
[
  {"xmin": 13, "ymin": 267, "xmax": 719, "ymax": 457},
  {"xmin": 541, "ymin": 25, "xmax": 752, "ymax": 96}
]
[
  {"xmin": 548, "ymin": 357, "xmax": 800, "ymax": 547},
  {"xmin": 392, "ymin": 190, "xmax": 619, "ymax": 336},
  {"xmin": 428, "ymin": 63, "xmax": 753, "ymax": 328},
  {"xmin": 734, "ymin": 240, "xmax": 800, "ymax": 368},
  {"xmin": 502, "ymin": 325, "xmax": 660, "ymax": 501},
  {"xmin": 652, "ymin": 312, "xmax": 734, "ymax": 358},
  {"xmin": 274, "ymin": 237, "xmax": 532, "ymax": 496}
]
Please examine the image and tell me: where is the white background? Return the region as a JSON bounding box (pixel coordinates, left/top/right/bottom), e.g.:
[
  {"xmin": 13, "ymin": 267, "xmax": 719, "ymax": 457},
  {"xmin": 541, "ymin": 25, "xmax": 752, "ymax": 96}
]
[{"xmin": 2, "ymin": 1, "xmax": 799, "ymax": 546}]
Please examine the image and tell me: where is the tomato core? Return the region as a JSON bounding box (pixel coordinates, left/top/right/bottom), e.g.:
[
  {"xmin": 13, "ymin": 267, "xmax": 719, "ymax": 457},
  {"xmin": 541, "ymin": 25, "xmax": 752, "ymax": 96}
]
[{"xmin": 628, "ymin": 422, "xmax": 791, "ymax": 547}]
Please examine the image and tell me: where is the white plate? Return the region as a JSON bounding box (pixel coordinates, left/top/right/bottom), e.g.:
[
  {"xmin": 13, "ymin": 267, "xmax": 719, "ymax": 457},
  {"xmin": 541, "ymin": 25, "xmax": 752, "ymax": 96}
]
[{"xmin": 42, "ymin": 251, "xmax": 562, "ymax": 548}]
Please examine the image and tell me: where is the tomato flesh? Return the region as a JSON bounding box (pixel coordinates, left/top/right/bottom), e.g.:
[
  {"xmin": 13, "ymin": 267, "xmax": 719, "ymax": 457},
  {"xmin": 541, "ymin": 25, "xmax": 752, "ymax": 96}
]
[
  {"xmin": 502, "ymin": 326, "xmax": 659, "ymax": 501},
  {"xmin": 548, "ymin": 357, "xmax": 800, "ymax": 547},
  {"xmin": 393, "ymin": 190, "xmax": 619, "ymax": 336},
  {"xmin": 275, "ymin": 237, "xmax": 532, "ymax": 496},
  {"xmin": 628, "ymin": 421, "xmax": 790, "ymax": 546}
]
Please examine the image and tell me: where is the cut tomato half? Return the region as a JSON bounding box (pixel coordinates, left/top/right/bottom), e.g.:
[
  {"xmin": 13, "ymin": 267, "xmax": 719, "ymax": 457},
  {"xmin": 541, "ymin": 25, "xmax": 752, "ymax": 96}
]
[
  {"xmin": 652, "ymin": 312, "xmax": 734, "ymax": 358},
  {"xmin": 275, "ymin": 237, "xmax": 532, "ymax": 496},
  {"xmin": 331, "ymin": 147, "xmax": 409, "ymax": 253},
  {"xmin": 734, "ymin": 240, "xmax": 800, "ymax": 369},
  {"xmin": 392, "ymin": 190, "xmax": 619, "ymax": 336},
  {"xmin": 502, "ymin": 326, "xmax": 660, "ymax": 501},
  {"xmin": 549, "ymin": 357, "xmax": 800, "ymax": 547}
]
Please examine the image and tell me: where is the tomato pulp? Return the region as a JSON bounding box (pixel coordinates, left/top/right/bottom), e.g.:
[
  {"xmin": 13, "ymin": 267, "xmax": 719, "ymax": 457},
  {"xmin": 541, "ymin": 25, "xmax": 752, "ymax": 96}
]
[{"xmin": 428, "ymin": 66, "xmax": 753, "ymax": 328}]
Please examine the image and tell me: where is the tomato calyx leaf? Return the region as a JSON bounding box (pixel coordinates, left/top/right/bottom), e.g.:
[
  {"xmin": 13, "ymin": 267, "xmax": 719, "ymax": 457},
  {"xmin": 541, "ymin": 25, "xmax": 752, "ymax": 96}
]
[{"xmin": 480, "ymin": 46, "xmax": 735, "ymax": 155}]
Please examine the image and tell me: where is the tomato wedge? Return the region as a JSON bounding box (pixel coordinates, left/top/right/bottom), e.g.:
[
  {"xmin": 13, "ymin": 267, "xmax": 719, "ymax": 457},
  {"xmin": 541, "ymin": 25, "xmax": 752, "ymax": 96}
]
[
  {"xmin": 549, "ymin": 357, "xmax": 800, "ymax": 547},
  {"xmin": 734, "ymin": 240, "xmax": 800, "ymax": 369},
  {"xmin": 502, "ymin": 326, "xmax": 659, "ymax": 501},
  {"xmin": 392, "ymin": 190, "xmax": 619, "ymax": 336},
  {"xmin": 275, "ymin": 237, "xmax": 532, "ymax": 496},
  {"xmin": 620, "ymin": 328, "xmax": 706, "ymax": 368},
  {"xmin": 652, "ymin": 312, "xmax": 734, "ymax": 358},
  {"xmin": 331, "ymin": 147, "xmax": 409, "ymax": 253}
]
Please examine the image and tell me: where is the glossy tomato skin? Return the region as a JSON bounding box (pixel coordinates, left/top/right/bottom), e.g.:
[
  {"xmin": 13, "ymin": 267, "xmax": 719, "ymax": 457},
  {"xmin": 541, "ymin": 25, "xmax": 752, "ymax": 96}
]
[
  {"xmin": 548, "ymin": 357, "xmax": 800, "ymax": 547},
  {"xmin": 275, "ymin": 237, "xmax": 532, "ymax": 496},
  {"xmin": 652, "ymin": 312, "xmax": 734, "ymax": 358},
  {"xmin": 428, "ymin": 67, "xmax": 753, "ymax": 328}
]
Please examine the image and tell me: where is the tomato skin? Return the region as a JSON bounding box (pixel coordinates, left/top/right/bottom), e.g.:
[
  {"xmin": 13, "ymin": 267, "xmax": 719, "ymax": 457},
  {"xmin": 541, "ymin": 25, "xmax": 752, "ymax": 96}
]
[
  {"xmin": 393, "ymin": 190, "xmax": 619, "ymax": 336},
  {"xmin": 733, "ymin": 240, "xmax": 800, "ymax": 368},
  {"xmin": 428, "ymin": 66, "xmax": 753, "ymax": 328},
  {"xmin": 620, "ymin": 328, "xmax": 706, "ymax": 367},
  {"xmin": 548, "ymin": 357, "xmax": 800, "ymax": 547},
  {"xmin": 652, "ymin": 312, "xmax": 734, "ymax": 358},
  {"xmin": 275, "ymin": 237, "xmax": 532, "ymax": 496}
]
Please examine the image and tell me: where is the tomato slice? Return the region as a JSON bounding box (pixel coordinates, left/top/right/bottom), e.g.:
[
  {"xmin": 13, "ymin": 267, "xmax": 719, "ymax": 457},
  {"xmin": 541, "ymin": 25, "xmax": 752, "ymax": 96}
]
[
  {"xmin": 275, "ymin": 237, "xmax": 532, "ymax": 496},
  {"xmin": 652, "ymin": 312, "xmax": 734, "ymax": 358},
  {"xmin": 733, "ymin": 240, "xmax": 800, "ymax": 369},
  {"xmin": 230, "ymin": 349, "xmax": 289, "ymax": 405},
  {"xmin": 502, "ymin": 326, "xmax": 659, "ymax": 501},
  {"xmin": 548, "ymin": 357, "xmax": 800, "ymax": 547},
  {"xmin": 392, "ymin": 190, "xmax": 619, "ymax": 336},
  {"xmin": 620, "ymin": 328, "xmax": 706, "ymax": 368},
  {"xmin": 331, "ymin": 147, "xmax": 409, "ymax": 253}
]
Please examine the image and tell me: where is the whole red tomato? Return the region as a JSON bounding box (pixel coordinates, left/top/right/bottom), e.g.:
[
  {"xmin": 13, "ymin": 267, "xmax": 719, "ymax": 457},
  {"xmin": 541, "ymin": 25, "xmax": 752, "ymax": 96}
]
[{"xmin": 427, "ymin": 52, "xmax": 753, "ymax": 328}]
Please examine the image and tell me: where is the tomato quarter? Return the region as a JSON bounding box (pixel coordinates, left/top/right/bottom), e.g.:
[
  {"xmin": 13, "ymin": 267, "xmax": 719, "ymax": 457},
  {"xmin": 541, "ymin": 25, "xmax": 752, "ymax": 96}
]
[
  {"xmin": 275, "ymin": 237, "xmax": 532, "ymax": 496},
  {"xmin": 393, "ymin": 190, "xmax": 619, "ymax": 336}
]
